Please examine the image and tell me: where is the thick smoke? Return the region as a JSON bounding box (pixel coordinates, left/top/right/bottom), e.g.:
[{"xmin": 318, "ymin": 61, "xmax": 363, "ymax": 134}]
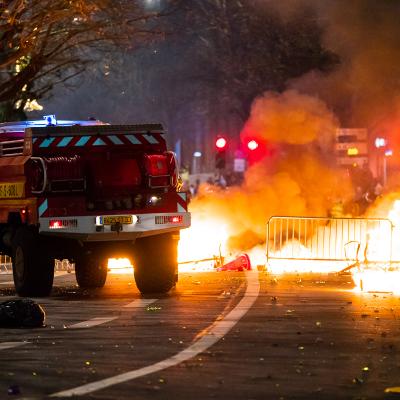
[
  {"xmin": 241, "ymin": 90, "xmax": 338, "ymax": 149},
  {"xmin": 272, "ymin": 1, "xmax": 400, "ymax": 155},
  {"xmin": 192, "ymin": 152, "xmax": 350, "ymax": 251},
  {"xmin": 188, "ymin": 0, "xmax": 400, "ymax": 254},
  {"xmin": 190, "ymin": 89, "xmax": 350, "ymax": 251}
]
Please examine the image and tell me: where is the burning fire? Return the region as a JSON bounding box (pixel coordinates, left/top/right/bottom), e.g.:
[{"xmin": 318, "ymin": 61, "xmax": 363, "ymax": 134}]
[
  {"xmin": 107, "ymin": 258, "xmax": 132, "ymax": 274},
  {"xmin": 178, "ymin": 213, "xmax": 229, "ymax": 272},
  {"xmin": 263, "ymin": 198, "xmax": 400, "ymax": 294},
  {"xmin": 106, "ymin": 213, "xmax": 230, "ymax": 275},
  {"xmin": 351, "ymin": 199, "xmax": 400, "ymax": 294}
]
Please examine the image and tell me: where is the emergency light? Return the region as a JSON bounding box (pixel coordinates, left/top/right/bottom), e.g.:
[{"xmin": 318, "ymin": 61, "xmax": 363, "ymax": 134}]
[{"xmin": 43, "ymin": 115, "xmax": 57, "ymax": 126}]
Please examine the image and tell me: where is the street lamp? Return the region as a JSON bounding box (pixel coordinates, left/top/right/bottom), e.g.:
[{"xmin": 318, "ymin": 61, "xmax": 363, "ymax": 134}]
[
  {"xmin": 192, "ymin": 151, "xmax": 202, "ymax": 174},
  {"xmin": 143, "ymin": 0, "xmax": 161, "ymax": 10},
  {"xmin": 375, "ymin": 137, "xmax": 386, "ymax": 148}
]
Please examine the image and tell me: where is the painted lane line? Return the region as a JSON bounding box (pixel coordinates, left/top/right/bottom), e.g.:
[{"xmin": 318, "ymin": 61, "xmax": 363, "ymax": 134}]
[
  {"xmin": 50, "ymin": 270, "xmax": 260, "ymax": 398},
  {"xmin": 67, "ymin": 317, "xmax": 118, "ymax": 329},
  {"xmin": 0, "ymin": 342, "xmax": 29, "ymax": 350},
  {"xmin": 123, "ymin": 299, "xmax": 158, "ymax": 308}
]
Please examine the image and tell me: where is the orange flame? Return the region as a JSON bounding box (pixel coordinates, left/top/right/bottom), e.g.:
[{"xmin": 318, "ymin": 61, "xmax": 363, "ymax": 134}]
[{"xmin": 107, "ymin": 258, "xmax": 132, "ymax": 274}]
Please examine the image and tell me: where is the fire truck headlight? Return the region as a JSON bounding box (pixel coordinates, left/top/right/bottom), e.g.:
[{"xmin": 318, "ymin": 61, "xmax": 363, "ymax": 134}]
[{"xmin": 149, "ymin": 195, "xmax": 161, "ymax": 206}]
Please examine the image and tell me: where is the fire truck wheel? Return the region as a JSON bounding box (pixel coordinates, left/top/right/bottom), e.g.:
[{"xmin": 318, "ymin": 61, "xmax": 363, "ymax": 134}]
[
  {"xmin": 12, "ymin": 227, "xmax": 54, "ymax": 297},
  {"xmin": 133, "ymin": 233, "xmax": 178, "ymax": 294},
  {"xmin": 75, "ymin": 249, "xmax": 108, "ymax": 289}
]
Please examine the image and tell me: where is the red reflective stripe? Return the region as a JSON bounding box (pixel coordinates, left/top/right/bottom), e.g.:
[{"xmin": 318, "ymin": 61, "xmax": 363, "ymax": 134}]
[{"xmin": 176, "ymin": 194, "xmax": 187, "ymax": 212}]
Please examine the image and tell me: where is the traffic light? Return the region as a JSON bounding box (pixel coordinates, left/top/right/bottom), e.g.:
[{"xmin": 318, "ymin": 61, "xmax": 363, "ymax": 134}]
[
  {"xmin": 247, "ymin": 139, "xmax": 259, "ymax": 151},
  {"xmin": 215, "ymin": 136, "xmax": 227, "ymax": 169},
  {"xmin": 244, "ymin": 138, "xmax": 267, "ymax": 165}
]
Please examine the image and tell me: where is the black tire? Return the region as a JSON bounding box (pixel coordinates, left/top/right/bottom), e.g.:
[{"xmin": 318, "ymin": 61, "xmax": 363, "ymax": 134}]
[
  {"xmin": 12, "ymin": 227, "xmax": 54, "ymax": 297},
  {"xmin": 133, "ymin": 233, "xmax": 178, "ymax": 294},
  {"xmin": 75, "ymin": 247, "xmax": 107, "ymax": 288}
]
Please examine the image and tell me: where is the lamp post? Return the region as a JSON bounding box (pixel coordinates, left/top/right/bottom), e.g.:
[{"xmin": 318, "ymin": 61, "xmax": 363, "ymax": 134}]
[
  {"xmin": 383, "ymin": 149, "xmax": 393, "ymax": 186},
  {"xmin": 375, "ymin": 137, "xmax": 389, "ymax": 185}
]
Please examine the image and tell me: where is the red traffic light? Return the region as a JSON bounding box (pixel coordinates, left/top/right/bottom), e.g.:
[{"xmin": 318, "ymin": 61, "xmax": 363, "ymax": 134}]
[
  {"xmin": 247, "ymin": 139, "xmax": 259, "ymax": 151},
  {"xmin": 215, "ymin": 137, "xmax": 227, "ymax": 150}
]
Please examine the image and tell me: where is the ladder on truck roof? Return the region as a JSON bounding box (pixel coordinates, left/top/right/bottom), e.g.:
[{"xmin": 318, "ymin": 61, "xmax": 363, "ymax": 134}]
[{"xmin": 28, "ymin": 124, "xmax": 165, "ymax": 137}]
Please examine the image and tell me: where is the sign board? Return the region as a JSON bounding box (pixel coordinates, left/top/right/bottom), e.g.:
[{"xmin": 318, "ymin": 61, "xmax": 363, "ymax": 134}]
[
  {"xmin": 0, "ymin": 182, "xmax": 25, "ymax": 199},
  {"xmin": 233, "ymin": 158, "xmax": 246, "ymax": 173}
]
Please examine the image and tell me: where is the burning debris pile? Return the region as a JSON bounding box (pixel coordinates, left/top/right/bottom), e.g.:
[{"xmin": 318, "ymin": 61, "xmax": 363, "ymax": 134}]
[
  {"xmin": 179, "ymin": 1, "xmax": 400, "ymax": 294},
  {"xmin": 178, "ymin": 98, "xmax": 400, "ymax": 293}
]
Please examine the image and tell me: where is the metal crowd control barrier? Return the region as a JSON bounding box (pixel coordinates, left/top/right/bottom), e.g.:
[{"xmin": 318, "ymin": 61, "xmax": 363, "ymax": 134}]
[
  {"xmin": 0, "ymin": 255, "xmax": 74, "ymax": 273},
  {"xmin": 0, "ymin": 254, "xmax": 12, "ymax": 273},
  {"xmin": 266, "ymin": 216, "xmax": 394, "ymax": 269}
]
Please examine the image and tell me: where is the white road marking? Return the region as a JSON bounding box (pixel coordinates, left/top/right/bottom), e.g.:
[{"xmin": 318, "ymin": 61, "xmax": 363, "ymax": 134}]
[
  {"xmin": 48, "ymin": 295, "xmax": 154, "ymax": 330},
  {"xmin": 51, "ymin": 270, "xmax": 260, "ymax": 398},
  {"xmin": 123, "ymin": 299, "xmax": 158, "ymax": 308},
  {"xmin": 67, "ymin": 317, "xmax": 118, "ymax": 329},
  {"xmin": 0, "ymin": 341, "xmax": 29, "ymax": 350}
]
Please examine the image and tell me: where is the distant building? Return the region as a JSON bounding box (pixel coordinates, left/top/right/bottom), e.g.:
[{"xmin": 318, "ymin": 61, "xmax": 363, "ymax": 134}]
[{"xmin": 335, "ymin": 128, "xmax": 368, "ymax": 168}]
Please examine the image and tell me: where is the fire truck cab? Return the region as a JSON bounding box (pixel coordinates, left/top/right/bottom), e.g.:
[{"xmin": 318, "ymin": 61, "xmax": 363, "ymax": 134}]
[{"xmin": 0, "ymin": 116, "xmax": 190, "ymax": 296}]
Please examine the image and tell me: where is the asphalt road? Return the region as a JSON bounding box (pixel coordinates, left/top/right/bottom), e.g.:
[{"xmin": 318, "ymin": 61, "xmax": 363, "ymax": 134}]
[{"xmin": 0, "ymin": 269, "xmax": 400, "ymax": 400}]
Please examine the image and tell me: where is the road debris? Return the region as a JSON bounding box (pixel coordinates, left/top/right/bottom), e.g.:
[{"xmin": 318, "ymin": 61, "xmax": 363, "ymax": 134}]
[
  {"xmin": 0, "ymin": 299, "xmax": 45, "ymax": 328},
  {"xmin": 146, "ymin": 305, "xmax": 162, "ymax": 312},
  {"xmin": 217, "ymin": 254, "xmax": 251, "ymax": 272}
]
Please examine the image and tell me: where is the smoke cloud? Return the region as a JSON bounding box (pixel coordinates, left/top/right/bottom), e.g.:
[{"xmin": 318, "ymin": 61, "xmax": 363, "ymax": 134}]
[
  {"xmin": 192, "ymin": 150, "xmax": 351, "ymax": 251},
  {"xmin": 241, "ymin": 89, "xmax": 338, "ymax": 148},
  {"xmin": 189, "ymin": 88, "xmax": 350, "ymax": 253},
  {"xmin": 280, "ymin": 1, "xmax": 400, "ymax": 150},
  {"xmin": 187, "ymin": 0, "xmax": 400, "ymax": 254}
]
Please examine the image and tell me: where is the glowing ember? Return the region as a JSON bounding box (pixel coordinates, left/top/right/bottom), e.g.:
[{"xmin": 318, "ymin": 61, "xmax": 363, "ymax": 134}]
[{"xmin": 108, "ymin": 258, "xmax": 132, "ymax": 274}]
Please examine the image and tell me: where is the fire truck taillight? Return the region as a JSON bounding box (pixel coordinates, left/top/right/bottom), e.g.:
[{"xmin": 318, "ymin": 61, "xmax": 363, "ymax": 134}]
[
  {"xmin": 49, "ymin": 219, "xmax": 78, "ymax": 229},
  {"xmin": 49, "ymin": 220, "xmax": 62, "ymax": 229},
  {"xmin": 155, "ymin": 215, "xmax": 183, "ymax": 224}
]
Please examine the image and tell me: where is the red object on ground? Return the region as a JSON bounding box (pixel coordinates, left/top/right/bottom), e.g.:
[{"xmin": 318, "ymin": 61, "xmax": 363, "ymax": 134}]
[{"xmin": 218, "ymin": 254, "xmax": 252, "ymax": 271}]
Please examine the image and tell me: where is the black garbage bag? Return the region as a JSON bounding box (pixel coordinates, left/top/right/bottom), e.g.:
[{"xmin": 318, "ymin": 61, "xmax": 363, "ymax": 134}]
[{"xmin": 0, "ymin": 299, "xmax": 45, "ymax": 328}]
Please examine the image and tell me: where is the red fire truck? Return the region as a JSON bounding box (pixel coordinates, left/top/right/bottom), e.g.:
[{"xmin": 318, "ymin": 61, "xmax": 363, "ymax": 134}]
[{"xmin": 0, "ymin": 116, "xmax": 190, "ymax": 296}]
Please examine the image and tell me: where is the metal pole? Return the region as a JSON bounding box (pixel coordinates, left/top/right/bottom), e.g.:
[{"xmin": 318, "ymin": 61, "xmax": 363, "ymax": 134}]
[{"xmin": 383, "ymin": 155, "xmax": 387, "ymax": 186}]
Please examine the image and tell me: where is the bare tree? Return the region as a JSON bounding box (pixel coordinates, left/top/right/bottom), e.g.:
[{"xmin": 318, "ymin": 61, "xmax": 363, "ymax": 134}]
[
  {"xmin": 0, "ymin": 0, "xmax": 167, "ymax": 120},
  {"xmin": 176, "ymin": 0, "xmax": 339, "ymax": 121}
]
